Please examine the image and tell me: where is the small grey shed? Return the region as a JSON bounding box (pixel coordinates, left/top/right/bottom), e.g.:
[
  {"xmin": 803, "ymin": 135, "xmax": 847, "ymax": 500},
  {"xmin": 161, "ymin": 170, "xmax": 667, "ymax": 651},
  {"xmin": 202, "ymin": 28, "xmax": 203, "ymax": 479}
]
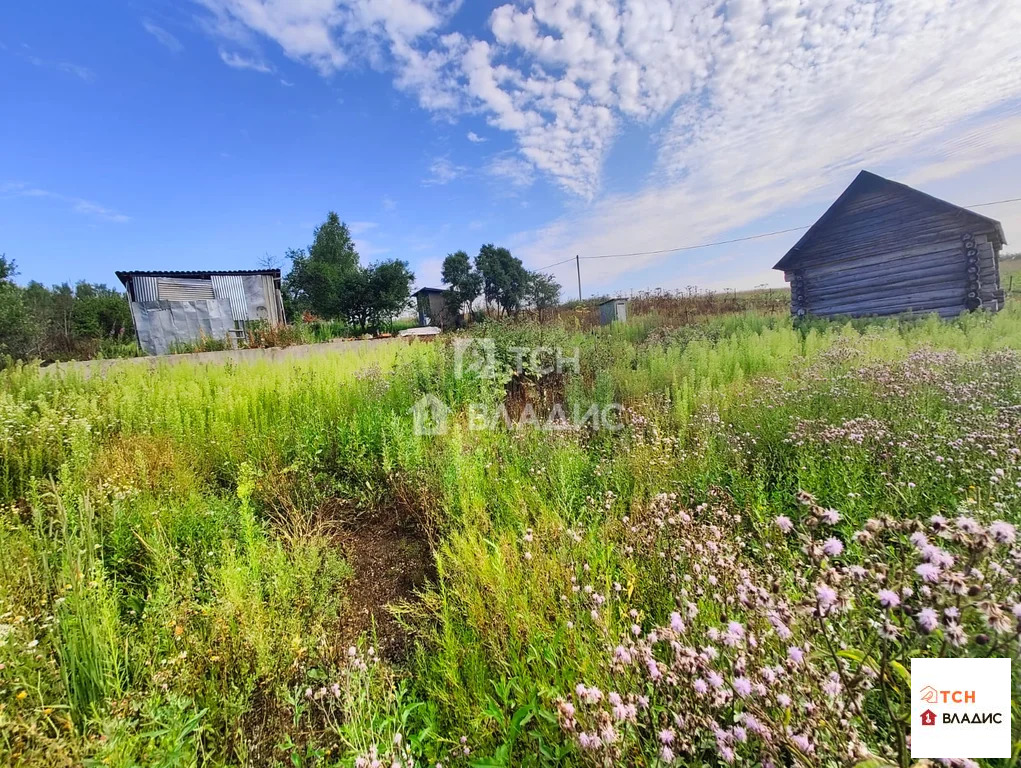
[
  {"xmin": 599, "ymin": 298, "xmax": 627, "ymax": 325},
  {"xmin": 774, "ymin": 171, "xmax": 1006, "ymax": 318},
  {"xmin": 116, "ymin": 269, "xmax": 286, "ymax": 355}
]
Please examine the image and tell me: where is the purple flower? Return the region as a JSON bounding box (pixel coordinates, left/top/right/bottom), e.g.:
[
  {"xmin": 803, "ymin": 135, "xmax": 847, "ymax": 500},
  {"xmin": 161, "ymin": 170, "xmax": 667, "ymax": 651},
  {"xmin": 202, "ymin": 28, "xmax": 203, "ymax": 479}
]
[
  {"xmin": 787, "ymin": 646, "xmax": 805, "ymax": 664},
  {"xmin": 707, "ymin": 671, "xmax": 724, "ymax": 688},
  {"xmin": 820, "ymin": 508, "xmax": 840, "ymax": 525},
  {"xmin": 659, "ymin": 729, "xmax": 675, "ymax": 745},
  {"xmin": 915, "ymin": 563, "xmax": 942, "ymax": 583},
  {"xmin": 816, "ymin": 584, "xmax": 837, "ymax": 609},
  {"xmin": 822, "ymin": 537, "xmax": 843, "ymax": 556},
  {"xmin": 669, "ymin": 612, "xmax": 685, "ymax": 633},
  {"xmin": 916, "ymin": 607, "xmax": 939, "ymax": 633},
  {"xmin": 659, "ymin": 745, "xmax": 675, "ymax": 763},
  {"xmin": 791, "ymin": 734, "xmax": 814, "ymax": 754},
  {"xmin": 776, "ymin": 693, "xmax": 792, "ymax": 707},
  {"xmin": 956, "ymin": 516, "xmax": 981, "ymax": 534},
  {"xmin": 877, "ymin": 589, "xmax": 900, "ymax": 609},
  {"xmin": 1013, "ymin": 603, "xmax": 1021, "ymax": 619},
  {"xmin": 733, "ymin": 677, "xmax": 752, "ymax": 697},
  {"xmin": 693, "ymin": 678, "xmax": 708, "ymax": 694},
  {"xmin": 774, "ymin": 515, "xmax": 793, "ymax": 533},
  {"xmin": 989, "ymin": 521, "xmax": 1016, "ymax": 544}
]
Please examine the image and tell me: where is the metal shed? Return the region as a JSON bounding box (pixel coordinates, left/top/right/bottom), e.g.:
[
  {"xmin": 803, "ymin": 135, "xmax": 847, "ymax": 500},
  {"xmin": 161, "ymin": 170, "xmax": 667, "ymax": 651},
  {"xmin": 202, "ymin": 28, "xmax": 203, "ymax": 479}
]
[
  {"xmin": 599, "ymin": 298, "xmax": 627, "ymax": 325},
  {"xmin": 116, "ymin": 269, "xmax": 286, "ymax": 355}
]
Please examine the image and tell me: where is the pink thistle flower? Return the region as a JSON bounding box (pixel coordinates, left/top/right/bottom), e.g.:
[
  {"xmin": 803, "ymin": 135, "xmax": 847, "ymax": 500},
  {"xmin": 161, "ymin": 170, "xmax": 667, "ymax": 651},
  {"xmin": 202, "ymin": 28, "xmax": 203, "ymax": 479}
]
[
  {"xmin": 820, "ymin": 508, "xmax": 840, "ymax": 525},
  {"xmin": 956, "ymin": 516, "xmax": 981, "ymax": 534},
  {"xmin": 822, "ymin": 537, "xmax": 843, "ymax": 556},
  {"xmin": 989, "ymin": 521, "xmax": 1016, "ymax": 544},
  {"xmin": 659, "ymin": 745, "xmax": 675, "ymax": 763},
  {"xmin": 816, "ymin": 584, "xmax": 837, "ymax": 609},
  {"xmin": 777, "ymin": 693, "xmax": 792, "ymax": 707},
  {"xmin": 613, "ymin": 645, "xmax": 633, "ymax": 665},
  {"xmin": 774, "ymin": 516, "xmax": 793, "ymax": 533},
  {"xmin": 733, "ymin": 677, "xmax": 752, "ymax": 697},
  {"xmin": 1012, "ymin": 604, "xmax": 1021, "ymax": 619},
  {"xmin": 669, "ymin": 612, "xmax": 685, "ymax": 633},
  {"xmin": 659, "ymin": 729, "xmax": 675, "ymax": 745},
  {"xmin": 915, "ymin": 563, "xmax": 941, "ymax": 583},
  {"xmin": 877, "ymin": 589, "xmax": 900, "ymax": 609},
  {"xmin": 916, "ymin": 607, "xmax": 939, "ymax": 633},
  {"xmin": 707, "ymin": 671, "xmax": 724, "ymax": 688},
  {"xmin": 693, "ymin": 678, "xmax": 708, "ymax": 694},
  {"xmin": 787, "ymin": 646, "xmax": 805, "ymax": 664},
  {"xmin": 909, "ymin": 531, "xmax": 928, "ymax": 548},
  {"xmin": 791, "ymin": 734, "xmax": 814, "ymax": 754}
]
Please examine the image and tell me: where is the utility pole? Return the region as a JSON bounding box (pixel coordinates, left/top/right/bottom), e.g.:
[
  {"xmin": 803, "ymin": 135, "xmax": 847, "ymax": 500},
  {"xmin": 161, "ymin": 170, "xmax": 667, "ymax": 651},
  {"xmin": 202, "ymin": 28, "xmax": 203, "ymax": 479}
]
[{"xmin": 575, "ymin": 254, "xmax": 582, "ymax": 301}]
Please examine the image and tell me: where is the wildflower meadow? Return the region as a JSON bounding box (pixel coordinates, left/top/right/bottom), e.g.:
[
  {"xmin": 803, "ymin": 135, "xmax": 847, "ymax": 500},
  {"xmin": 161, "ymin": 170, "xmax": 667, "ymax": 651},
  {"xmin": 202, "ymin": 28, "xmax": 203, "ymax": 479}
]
[{"xmin": 0, "ymin": 304, "xmax": 1019, "ymax": 767}]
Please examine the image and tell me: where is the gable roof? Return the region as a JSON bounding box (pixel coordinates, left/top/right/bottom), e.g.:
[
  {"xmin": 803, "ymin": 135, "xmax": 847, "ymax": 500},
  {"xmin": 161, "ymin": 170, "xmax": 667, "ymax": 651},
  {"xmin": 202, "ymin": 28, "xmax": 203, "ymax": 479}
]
[{"xmin": 773, "ymin": 170, "xmax": 1006, "ymax": 271}]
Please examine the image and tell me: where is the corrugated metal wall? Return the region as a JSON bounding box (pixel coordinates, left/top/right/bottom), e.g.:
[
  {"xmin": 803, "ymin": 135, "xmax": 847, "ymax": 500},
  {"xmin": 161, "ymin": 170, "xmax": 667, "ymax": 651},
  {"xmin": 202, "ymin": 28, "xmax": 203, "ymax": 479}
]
[
  {"xmin": 210, "ymin": 274, "xmax": 249, "ymax": 323},
  {"xmin": 132, "ymin": 276, "xmax": 160, "ymax": 302},
  {"xmin": 157, "ymin": 278, "xmax": 215, "ymax": 301}
]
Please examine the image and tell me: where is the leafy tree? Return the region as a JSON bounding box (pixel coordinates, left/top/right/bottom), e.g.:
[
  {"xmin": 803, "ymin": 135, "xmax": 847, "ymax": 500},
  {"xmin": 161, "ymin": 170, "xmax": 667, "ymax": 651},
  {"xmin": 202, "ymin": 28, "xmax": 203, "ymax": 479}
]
[
  {"xmin": 284, "ymin": 213, "xmax": 361, "ymax": 318},
  {"xmin": 526, "ymin": 271, "xmax": 561, "ymax": 321},
  {"xmin": 441, "ymin": 250, "xmax": 482, "ymax": 326},
  {"xmin": 283, "ymin": 213, "xmax": 414, "ymax": 332},
  {"xmin": 0, "ymin": 256, "xmax": 38, "ymax": 363},
  {"xmin": 476, "ymin": 244, "xmax": 528, "ymax": 316},
  {"xmin": 366, "ymin": 260, "xmax": 415, "ymax": 330}
]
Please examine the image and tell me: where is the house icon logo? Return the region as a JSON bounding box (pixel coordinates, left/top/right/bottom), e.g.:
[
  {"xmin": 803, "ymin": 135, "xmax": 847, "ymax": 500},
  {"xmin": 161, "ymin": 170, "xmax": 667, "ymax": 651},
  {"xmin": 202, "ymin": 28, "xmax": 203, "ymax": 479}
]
[
  {"xmin": 410, "ymin": 394, "xmax": 450, "ymax": 436},
  {"xmin": 920, "ymin": 709, "xmax": 937, "ymax": 726},
  {"xmin": 919, "ymin": 685, "xmax": 938, "ymax": 704}
]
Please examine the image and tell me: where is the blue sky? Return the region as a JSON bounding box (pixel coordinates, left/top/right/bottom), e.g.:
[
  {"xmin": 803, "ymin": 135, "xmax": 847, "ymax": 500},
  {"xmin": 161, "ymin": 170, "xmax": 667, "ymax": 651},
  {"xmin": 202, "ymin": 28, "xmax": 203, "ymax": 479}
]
[{"xmin": 3, "ymin": 0, "xmax": 1021, "ymax": 298}]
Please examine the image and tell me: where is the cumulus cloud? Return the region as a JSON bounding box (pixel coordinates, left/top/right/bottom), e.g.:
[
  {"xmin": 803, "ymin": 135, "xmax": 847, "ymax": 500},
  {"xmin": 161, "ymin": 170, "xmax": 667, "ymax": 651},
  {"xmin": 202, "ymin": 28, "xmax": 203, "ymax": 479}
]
[
  {"xmin": 191, "ymin": 0, "xmax": 1021, "ymax": 287},
  {"xmin": 466, "ymin": 130, "xmax": 485, "ymax": 143}
]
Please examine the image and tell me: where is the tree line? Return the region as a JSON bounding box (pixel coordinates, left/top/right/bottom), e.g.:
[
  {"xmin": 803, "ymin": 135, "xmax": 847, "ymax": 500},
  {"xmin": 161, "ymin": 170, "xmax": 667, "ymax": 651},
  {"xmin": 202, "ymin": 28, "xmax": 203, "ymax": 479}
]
[
  {"xmin": 0, "ymin": 255, "xmax": 135, "ymax": 362},
  {"xmin": 441, "ymin": 245, "xmax": 560, "ymax": 325}
]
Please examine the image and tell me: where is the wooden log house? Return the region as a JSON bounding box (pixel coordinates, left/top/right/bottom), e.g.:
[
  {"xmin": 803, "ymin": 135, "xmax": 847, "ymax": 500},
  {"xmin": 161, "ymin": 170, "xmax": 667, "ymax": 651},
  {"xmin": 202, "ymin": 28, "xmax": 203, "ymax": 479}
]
[{"xmin": 774, "ymin": 171, "xmax": 1006, "ymax": 318}]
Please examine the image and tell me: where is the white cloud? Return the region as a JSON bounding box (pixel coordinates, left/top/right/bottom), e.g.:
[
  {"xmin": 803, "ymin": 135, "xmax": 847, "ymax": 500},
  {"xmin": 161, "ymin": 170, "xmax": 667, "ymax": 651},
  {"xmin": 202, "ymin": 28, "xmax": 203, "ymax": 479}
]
[
  {"xmin": 142, "ymin": 20, "xmax": 184, "ymax": 53},
  {"xmin": 192, "ymin": 0, "xmax": 1021, "ymax": 288},
  {"xmin": 2, "ymin": 182, "xmax": 130, "ymax": 223},
  {"xmin": 24, "ymin": 53, "xmax": 94, "ymax": 81},
  {"xmin": 423, "ymin": 155, "xmax": 466, "ymax": 185},
  {"xmin": 466, "ymin": 130, "xmax": 485, "ymax": 143},
  {"xmin": 486, "ymin": 153, "xmax": 534, "ymax": 188},
  {"xmin": 219, "ymin": 49, "xmax": 272, "ymax": 72}
]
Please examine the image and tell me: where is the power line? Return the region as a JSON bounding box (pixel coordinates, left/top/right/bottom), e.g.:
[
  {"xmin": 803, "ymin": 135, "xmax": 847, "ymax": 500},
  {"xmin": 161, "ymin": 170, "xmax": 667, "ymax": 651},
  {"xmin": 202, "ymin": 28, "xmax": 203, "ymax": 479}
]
[{"xmin": 534, "ymin": 194, "xmax": 1021, "ymax": 272}]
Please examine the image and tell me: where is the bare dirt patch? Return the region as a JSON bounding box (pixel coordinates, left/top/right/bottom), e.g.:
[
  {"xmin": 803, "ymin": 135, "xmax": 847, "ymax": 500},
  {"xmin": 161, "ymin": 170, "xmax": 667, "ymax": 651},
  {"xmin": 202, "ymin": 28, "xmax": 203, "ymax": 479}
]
[{"xmin": 337, "ymin": 511, "xmax": 433, "ymax": 661}]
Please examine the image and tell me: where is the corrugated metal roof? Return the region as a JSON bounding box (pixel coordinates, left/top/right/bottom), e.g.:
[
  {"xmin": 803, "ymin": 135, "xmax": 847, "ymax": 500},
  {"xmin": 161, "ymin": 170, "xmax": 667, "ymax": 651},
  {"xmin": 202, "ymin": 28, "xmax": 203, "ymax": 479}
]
[{"xmin": 116, "ymin": 269, "xmax": 280, "ymax": 285}]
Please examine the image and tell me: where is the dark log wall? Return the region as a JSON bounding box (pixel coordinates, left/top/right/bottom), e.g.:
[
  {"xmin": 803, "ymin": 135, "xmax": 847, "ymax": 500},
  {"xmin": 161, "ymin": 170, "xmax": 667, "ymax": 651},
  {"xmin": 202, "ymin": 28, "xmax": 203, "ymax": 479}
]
[{"xmin": 785, "ymin": 187, "xmax": 1002, "ymax": 318}]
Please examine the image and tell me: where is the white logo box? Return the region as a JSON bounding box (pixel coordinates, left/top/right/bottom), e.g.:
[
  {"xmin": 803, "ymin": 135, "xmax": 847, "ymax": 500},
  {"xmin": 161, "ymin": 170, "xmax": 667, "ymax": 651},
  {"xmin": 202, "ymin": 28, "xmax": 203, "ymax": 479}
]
[{"xmin": 911, "ymin": 657, "xmax": 1012, "ymax": 759}]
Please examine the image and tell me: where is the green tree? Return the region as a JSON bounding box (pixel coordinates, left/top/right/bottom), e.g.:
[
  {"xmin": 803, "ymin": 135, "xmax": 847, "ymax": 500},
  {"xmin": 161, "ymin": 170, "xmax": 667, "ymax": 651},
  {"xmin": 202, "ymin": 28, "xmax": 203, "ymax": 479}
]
[
  {"xmin": 441, "ymin": 250, "xmax": 482, "ymax": 326},
  {"xmin": 476, "ymin": 244, "xmax": 528, "ymax": 316},
  {"xmin": 0, "ymin": 256, "xmax": 39, "ymax": 363},
  {"xmin": 284, "ymin": 213, "xmax": 361, "ymax": 318},
  {"xmin": 526, "ymin": 271, "xmax": 561, "ymax": 321},
  {"xmin": 366, "ymin": 260, "xmax": 415, "ymax": 330}
]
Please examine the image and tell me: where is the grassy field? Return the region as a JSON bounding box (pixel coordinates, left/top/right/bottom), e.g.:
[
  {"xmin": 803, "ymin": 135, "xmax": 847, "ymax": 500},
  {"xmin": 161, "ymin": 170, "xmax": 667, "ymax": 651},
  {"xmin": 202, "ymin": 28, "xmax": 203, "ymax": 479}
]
[{"xmin": 1, "ymin": 304, "xmax": 1020, "ymax": 767}]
